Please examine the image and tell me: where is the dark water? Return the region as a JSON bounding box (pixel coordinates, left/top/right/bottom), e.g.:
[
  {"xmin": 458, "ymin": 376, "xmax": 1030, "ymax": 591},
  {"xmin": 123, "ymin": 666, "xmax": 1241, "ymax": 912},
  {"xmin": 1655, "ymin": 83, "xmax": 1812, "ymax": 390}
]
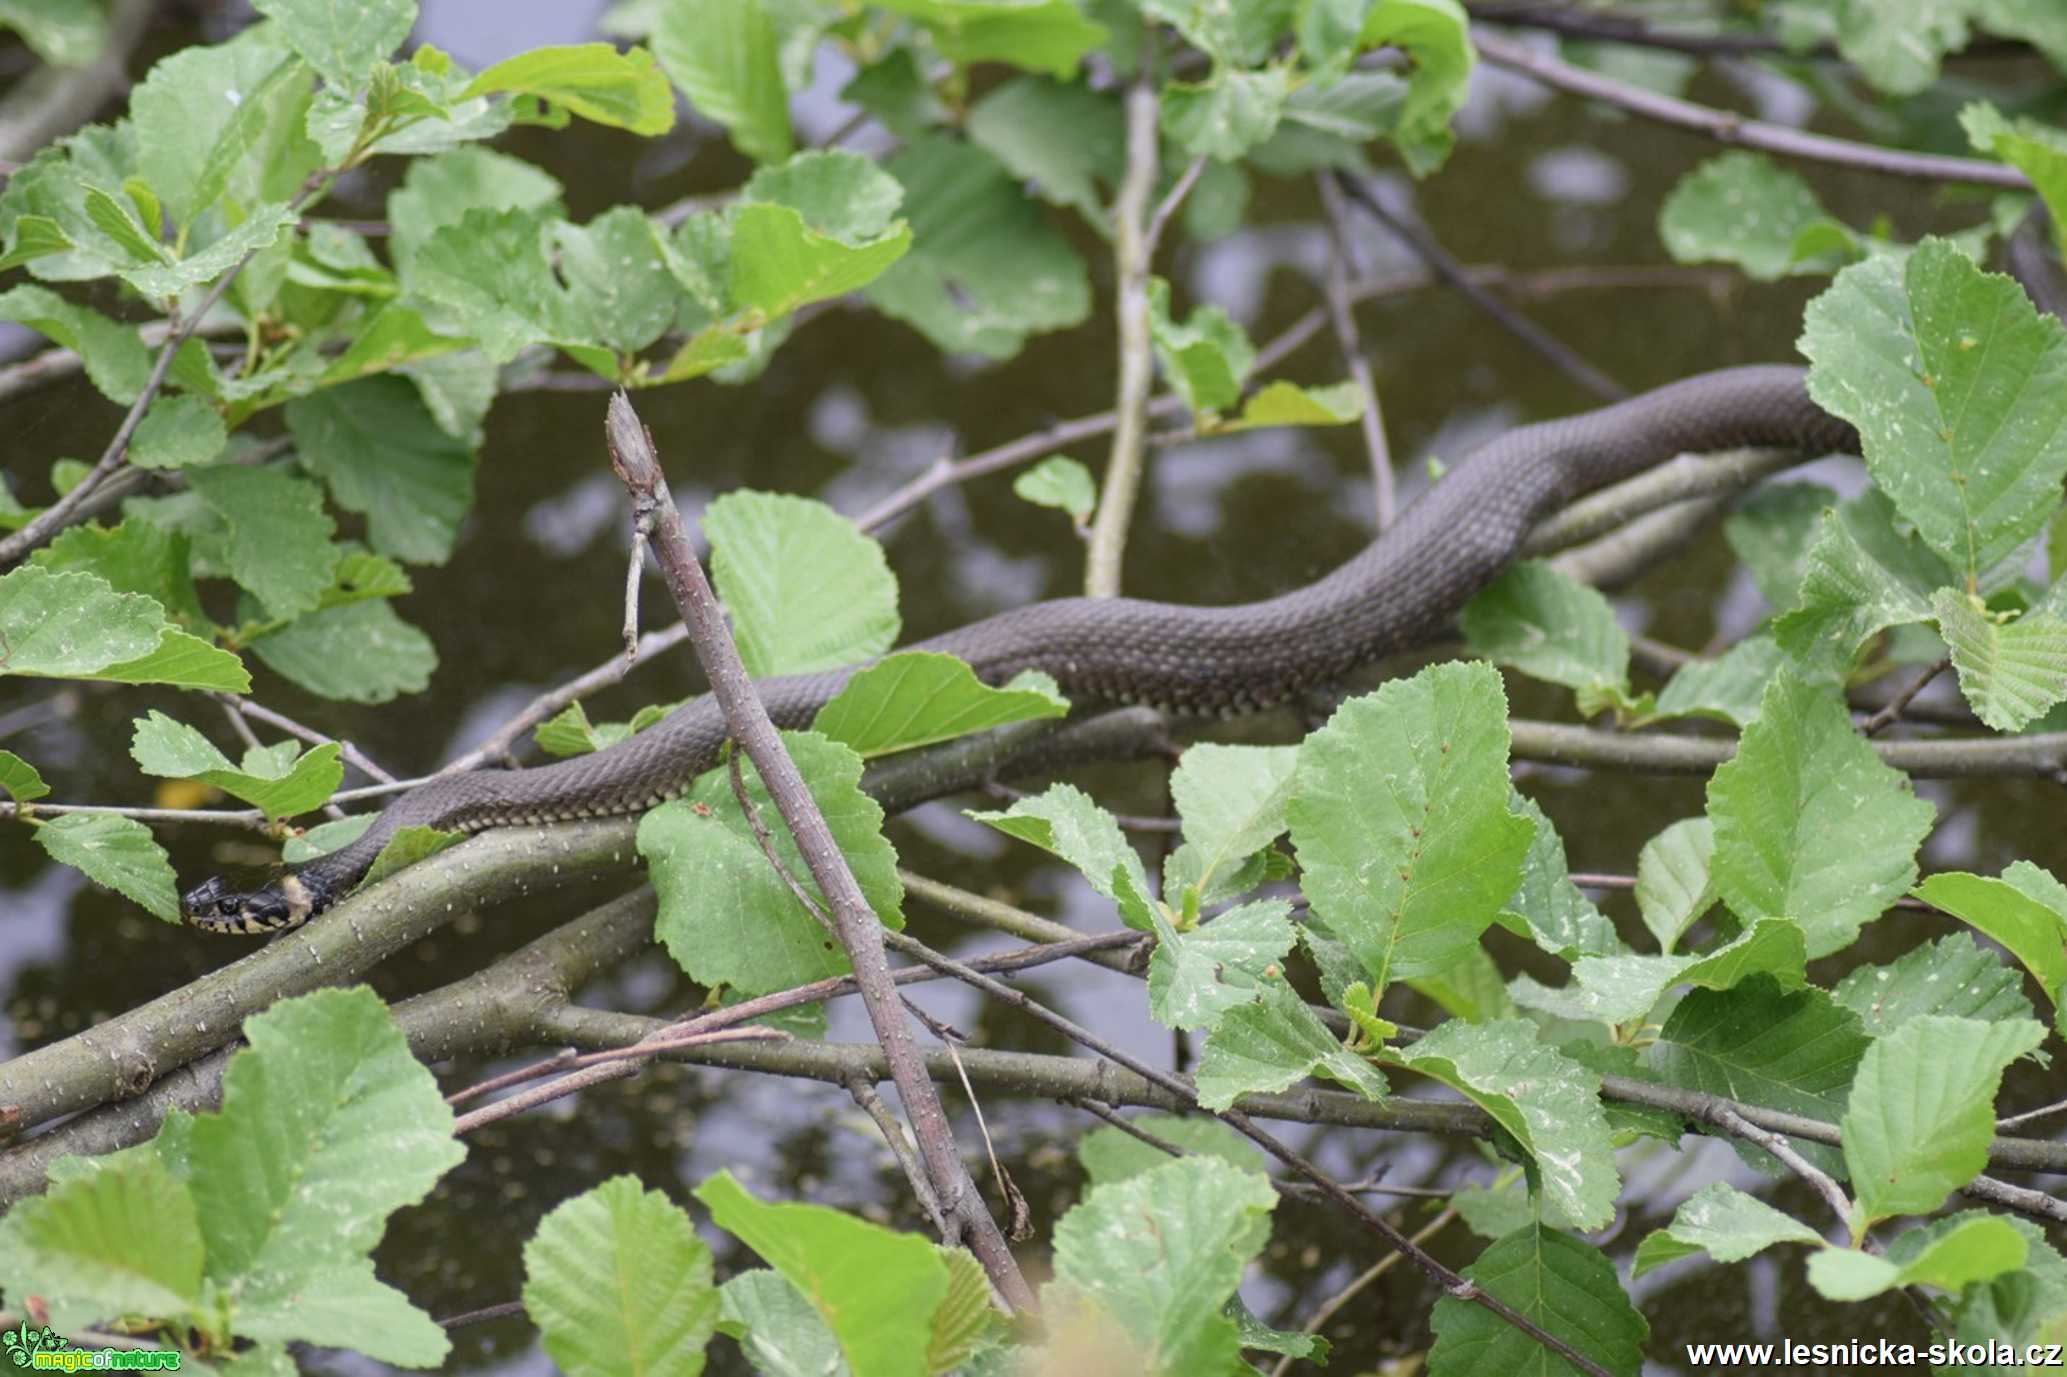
[{"xmin": 0, "ymin": 6, "xmax": 2061, "ymax": 1374}]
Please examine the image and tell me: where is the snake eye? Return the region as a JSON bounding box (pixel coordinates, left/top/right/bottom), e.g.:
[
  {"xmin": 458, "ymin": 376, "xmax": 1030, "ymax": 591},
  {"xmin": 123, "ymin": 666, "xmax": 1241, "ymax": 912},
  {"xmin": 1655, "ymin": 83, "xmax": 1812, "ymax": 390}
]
[{"xmin": 180, "ymin": 877, "xmax": 235, "ymax": 918}]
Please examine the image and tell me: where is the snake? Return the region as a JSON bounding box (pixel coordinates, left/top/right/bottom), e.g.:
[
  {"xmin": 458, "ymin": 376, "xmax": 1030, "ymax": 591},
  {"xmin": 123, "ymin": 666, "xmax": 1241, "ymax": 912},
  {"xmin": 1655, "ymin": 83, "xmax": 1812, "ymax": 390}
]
[{"xmin": 179, "ymin": 364, "xmax": 1859, "ymax": 933}]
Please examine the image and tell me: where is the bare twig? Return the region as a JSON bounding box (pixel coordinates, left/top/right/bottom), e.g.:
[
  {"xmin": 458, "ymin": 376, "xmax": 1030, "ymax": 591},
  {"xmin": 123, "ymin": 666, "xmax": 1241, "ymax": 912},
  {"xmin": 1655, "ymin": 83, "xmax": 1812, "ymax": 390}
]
[
  {"xmin": 1470, "ymin": 30, "xmax": 2030, "ymax": 189},
  {"xmin": 601, "ymin": 393, "xmax": 1035, "ymax": 1311},
  {"xmin": 1314, "ymin": 173, "xmax": 1394, "ymax": 527},
  {"xmin": 1509, "ymin": 718, "xmax": 2067, "ymax": 778},
  {"xmin": 1085, "ymin": 49, "xmax": 1163, "ymax": 598},
  {"xmin": 215, "ymin": 693, "xmax": 397, "ymax": 784},
  {"xmin": 1143, "ymin": 154, "xmax": 1207, "ymax": 262},
  {"xmin": 1332, "ymin": 172, "xmax": 1626, "ymax": 402},
  {"xmin": 1712, "ymin": 1106, "xmax": 1852, "ymax": 1230},
  {"xmin": 1860, "ymin": 659, "xmax": 1949, "ymax": 736}
]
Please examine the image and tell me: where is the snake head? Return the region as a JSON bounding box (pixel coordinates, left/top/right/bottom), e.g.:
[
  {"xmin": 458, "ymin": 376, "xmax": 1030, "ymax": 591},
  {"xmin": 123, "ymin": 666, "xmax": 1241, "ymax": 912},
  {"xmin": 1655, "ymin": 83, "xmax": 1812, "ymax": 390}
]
[{"xmin": 180, "ymin": 873, "xmax": 315, "ymax": 934}]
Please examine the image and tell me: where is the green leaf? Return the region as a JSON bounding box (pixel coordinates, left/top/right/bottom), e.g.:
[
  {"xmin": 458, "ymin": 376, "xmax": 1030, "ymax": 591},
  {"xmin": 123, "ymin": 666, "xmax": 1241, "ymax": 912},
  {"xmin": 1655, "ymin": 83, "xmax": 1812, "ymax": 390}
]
[
  {"xmin": 1810, "ymin": 1213, "xmax": 2028, "ymax": 1301},
  {"xmin": 1149, "ymin": 899, "xmax": 1298, "ymax": 1031},
  {"xmin": 1077, "ymin": 1113, "xmax": 1265, "ymax": 1186},
  {"xmin": 704, "ymin": 491, "xmax": 899, "ymax": 677},
  {"xmin": 129, "ymin": 25, "xmax": 303, "ymax": 230},
  {"xmin": 1463, "ymin": 561, "xmax": 1633, "ymax": 714},
  {"xmin": 361, "ymin": 823, "xmax": 463, "ymax": 887},
  {"xmin": 183, "ymin": 987, "xmax": 462, "ymax": 1365},
  {"xmin": 0, "ymin": 1152, "xmax": 203, "ymax": 1332},
  {"xmin": 1800, "ymin": 237, "xmax": 2067, "ymax": 581},
  {"xmin": 1963, "ymin": 103, "xmax": 2067, "ymax": 251},
  {"xmin": 1772, "ymin": 496, "xmax": 1949, "ymax": 667},
  {"xmin": 1509, "ymin": 917, "xmax": 1807, "ymax": 1028},
  {"xmin": 284, "ymin": 813, "xmax": 377, "ymax": 863},
  {"xmin": 130, "ymin": 394, "xmax": 228, "ymax": 470},
  {"xmin": 1913, "ymin": 866, "xmax": 2067, "ymax": 1033},
  {"xmin": 875, "ymin": 0, "xmax": 1108, "ymax": 77},
  {"xmin": 250, "ymin": 0, "xmax": 414, "ymax": 90},
  {"xmin": 188, "ymin": 465, "xmax": 339, "ymax": 619},
  {"xmin": 1161, "ymin": 66, "xmax": 1292, "ymax": 162},
  {"xmin": 1844, "ymin": 1014, "xmax": 2045, "ymax": 1225},
  {"xmin": 863, "ymin": 136, "xmax": 1091, "ymax": 360},
  {"xmin": 0, "ymin": 0, "xmax": 105, "ymax": 64},
  {"xmin": 644, "ymin": 731, "xmax": 902, "ymax": 995},
  {"xmin": 0, "ymin": 283, "xmax": 151, "ymax": 403},
  {"xmin": 1933, "ymin": 588, "xmax": 2067, "ymax": 731},
  {"xmin": 122, "ymin": 203, "xmax": 299, "ymax": 303},
  {"xmin": 464, "ymin": 43, "xmax": 674, "ymax": 135},
  {"xmin": 968, "ymin": 781, "xmax": 1157, "ymax": 931},
  {"xmin": 1013, "ymin": 455, "xmax": 1098, "ymax": 521},
  {"xmin": 34, "ymin": 813, "xmax": 180, "ymax": 921},
  {"xmin": 718, "ymin": 1270, "xmax": 844, "ymax": 1377},
  {"xmin": 1045, "ymin": 1156, "xmax": 1278, "ymax": 1373},
  {"xmin": 727, "ymin": 202, "xmax": 911, "ymax": 321},
  {"xmin": 96, "ymin": 629, "xmax": 252, "ymax": 693},
  {"xmin": 1427, "ymin": 1225, "xmax": 1647, "ymax": 1377},
  {"xmin": 1659, "ymin": 152, "xmax": 1829, "ymax": 281},
  {"xmin": 966, "ymin": 76, "xmax": 1122, "ymax": 229},
  {"xmin": 695, "ymin": 1170, "xmax": 946, "ymax": 1377},
  {"xmin": 651, "ymin": 0, "xmax": 792, "ymax": 164},
  {"xmin": 0, "ymin": 213, "xmax": 76, "ymax": 273},
  {"xmin": 1193, "ymin": 975, "xmax": 1387, "ymax": 1110},
  {"xmin": 1289, "ymin": 660, "xmax": 1534, "ymax": 990},
  {"xmin": 521, "ymin": 1175, "xmax": 718, "ymax": 1377},
  {"xmin": 1725, "ymin": 481, "xmax": 1839, "ymax": 612},
  {"xmin": 406, "ymin": 205, "xmax": 575, "ymax": 363},
  {"xmin": 1631, "ymin": 1181, "xmax": 1821, "ymax": 1278},
  {"xmin": 1497, "ymin": 794, "xmax": 1620, "ymax": 961},
  {"xmin": 812, "ymin": 651, "xmax": 1067, "ymax": 758},
  {"xmin": 288, "ymin": 376, "xmax": 476, "ymax": 565},
  {"xmin": 35, "ymin": 518, "xmax": 209, "ymax": 630},
  {"xmin": 249, "ymin": 598, "xmax": 437, "ymax": 703},
  {"xmin": 1357, "ymin": 0, "xmax": 1474, "ymax": 176},
  {"xmin": 1634, "ymin": 817, "xmax": 1715, "ymax": 954},
  {"xmin": 1706, "ymin": 669, "xmax": 1935, "ymax": 958},
  {"xmin": 1648, "ymin": 977, "xmax": 1868, "ymax": 1177},
  {"xmin": 552, "ymin": 206, "xmax": 681, "ymax": 357},
  {"xmin": 741, "ymin": 150, "xmax": 903, "ymax": 242},
  {"xmin": 0, "ymin": 565, "xmax": 172, "ymax": 678},
  {"xmin": 0, "ymin": 749, "xmax": 49, "ymax": 803},
  {"xmin": 1146, "ymin": 275, "xmax": 1253, "ymax": 415},
  {"xmin": 1218, "ymin": 379, "xmax": 1365, "ymax": 430},
  {"xmin": 129, "ymin": 711, "xmax": 342, "ymax": 821},
  {"xmin": 1652, "ymin": 637, "xmax": 1789, "ymax": 728},
  {"xmin": 1140, "ymin": 0, "xmax": 1294, "ymax": 67},
  {"xmin": 1834, "ymin": 930, "xmax": 2039, "ymax": 1038},
  {"xmin": 387, "ymin": 145, "xmax": 564, "ymax": 270},
  {"xmin": 1164, "ymin": 743, "xmax": 1299, "ymax": 907},
  {"xmin": 1387, "ymin": 1019, "xmax": 1618, "ymax": 1229}
]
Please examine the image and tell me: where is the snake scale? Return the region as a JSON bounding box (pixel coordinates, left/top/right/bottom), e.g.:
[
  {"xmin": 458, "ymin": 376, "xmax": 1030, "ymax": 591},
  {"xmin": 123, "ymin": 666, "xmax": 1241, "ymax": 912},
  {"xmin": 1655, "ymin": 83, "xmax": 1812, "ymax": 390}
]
[{"xmin": 179, "ymin": 365, "xmax": 1859, "ymax": 933}]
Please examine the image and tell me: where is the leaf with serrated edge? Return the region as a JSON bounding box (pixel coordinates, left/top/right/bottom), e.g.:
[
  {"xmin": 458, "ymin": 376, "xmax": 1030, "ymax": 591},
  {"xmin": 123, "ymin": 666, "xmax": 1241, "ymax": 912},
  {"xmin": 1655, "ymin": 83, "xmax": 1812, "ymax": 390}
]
[
  {"xmin": 1166, "ymin": 743, "xmax": 1298, "ymax": 904},
  {"xmin": 1933, "ymin": 589, "xmax": 2067, "ymax": 731},
  {"xmin": 651, "ymin": 0, "xmax": 791, "ymax": 163},
  {"xmin": 1801, "ymin": 237, "xmax": 2067, "ymax": 580},
  {"xmin": 1631, "ymin": 1181, "xmax": 1822, "ymax": 1277},
  {"xmin": 183, "ymin": 987, "xmax": 463, "ymax": 1365},
  {"xmin": 1635, "ymin": 817, "xmax": 1716, "ymax": 954},
  {"xmin": 1192, "ymin": 976, "xmax": 1387, "ymax": 1111},
  {"xmin": 1387, "ymin": 1019, "xmax": 1618, "ymax": 1229},
  {"xmin": 695, "ymin": 1171, "xmax": 945, "ymax": 1377},
  {"xmin": 1078, "ymin": 1114, "xmax": 1265, "ymax": 1186},
  {"xmin": 705, "ymin": 491, "xmax": 898, "ymax": 677},
  {"xmin": 1148, "ymin": 899, "xmax": 1297, "ymax": 1032},
  {"xmin": 812, "ymin": 652, "xmax": 1066, "ymax": 758},
  {"xmin": 1510, "ymin": 917, "xmax": 1806, "ymax": 1028},
  {"xmin": 34, "ymin": 813, "xmax": 179, "ymax": 921},
  {"xmin": 1290, "ymin": 661, "xmax": 1534, "ymax": 990},
  {"xmin": 1912, "ymin": 867, "xmax": 2067, "ymax": 1033},
  {"xmin": 0, "ymin": 1152, "xmax": 203, "ymax": 1332},
  {"xmin": 1706, "ymin": 669, "xmax": 1934, "ymax": 958},
  {"xmin": 1844, "ymin": 1014, "xmax": 2045, "ymax": 1225},
  {"xmin": 522, "ymin": 1175, "xmax": 718, "ymax": 1377},
  {"xmin": 968, "ymin": 782, "xmax": 1156, "ymax": 931},
  {"xmin": 1810, "ymin": 1214, "xmax": 2028, "ymax": 1301},
  {"xmin": 1660, "ymin": 152, "xmax": 1829, "ymax": 281},
  {"xmin": 1049, "ymin": 1156, "xmax": 1276, "ymax": 1377},
  {"xmin": 1463, "ymin": 561, "xmax": 1633, "ymax": 710},
  {"xmin": 1428, "ymin": 1225, "xmax": 1647, "ymax": 1377},
  {"xmin": 1498, "ymin": 793, "xmax": 1621, "ymax": 960}
]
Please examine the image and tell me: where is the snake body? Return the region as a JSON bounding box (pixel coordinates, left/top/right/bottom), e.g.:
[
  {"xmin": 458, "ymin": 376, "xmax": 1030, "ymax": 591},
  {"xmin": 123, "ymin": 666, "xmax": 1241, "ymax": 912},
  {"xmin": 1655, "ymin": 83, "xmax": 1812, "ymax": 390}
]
[{"xmin": 180, "ymin": 365, "xmax": 1859, "ymax": 933}]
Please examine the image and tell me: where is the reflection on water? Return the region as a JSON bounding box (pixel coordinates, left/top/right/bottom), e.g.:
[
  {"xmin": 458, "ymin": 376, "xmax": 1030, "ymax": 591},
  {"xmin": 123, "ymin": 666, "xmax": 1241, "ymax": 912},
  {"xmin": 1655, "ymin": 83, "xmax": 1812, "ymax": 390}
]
[{"xmin": 0, "ymin": 5, "xmax": 2057, "ymax": 1375}]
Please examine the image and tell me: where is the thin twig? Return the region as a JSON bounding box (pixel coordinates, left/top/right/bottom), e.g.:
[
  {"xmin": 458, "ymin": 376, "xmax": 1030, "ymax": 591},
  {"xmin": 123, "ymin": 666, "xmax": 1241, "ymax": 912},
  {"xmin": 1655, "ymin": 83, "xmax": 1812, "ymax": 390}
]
[
  {"xmin": 1712, "ymin": 1107, "xmax": 1852, "ymax": 1230},
  {"xmin": 602, "ymin": 393, "xmax": 1035, "ymax": 1311},
  {"xmin": 436, "ymin": 1301, "xmax": 527, "ymax": 1331},
  {"xmin": 847, "ymin": 1074, "xmax": 950, "ymax": 1236},
  {"xmin": 450, "ymin": 1026, "xmax": 785, "ymax": 1135},
  {"xmin": 1084, "ymin": 45, "xmax": 1163, "ymax": 599},
  {"xmin": 1314, "ymin": 173, "xmax": 1394, "ymax": 527},
  {"xmin": 1143, "ymin": 154, "xmax": 1207, "ymax": 262},
  {"xmin": 1470, "ymin": 29, "xmax": 2030, "ymax": 189},
  {"xmin": 1860, "ymin": 658, "xmax": 1949, "ymax": 736},
  {"xmin": 216, "ymin": 693, "xmax": 398, "ymax": 784},
  {"xmin": 1332, "ymin": 172, "xmax": 1626, "ymax": 402}
]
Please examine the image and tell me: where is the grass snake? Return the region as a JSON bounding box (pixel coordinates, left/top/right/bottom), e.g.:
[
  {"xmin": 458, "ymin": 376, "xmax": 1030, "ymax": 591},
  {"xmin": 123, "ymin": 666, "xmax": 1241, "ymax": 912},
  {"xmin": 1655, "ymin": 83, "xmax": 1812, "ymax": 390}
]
[{"xmin": 180, "ymin": 364, "xmax": 1859, "ymax": 933}]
